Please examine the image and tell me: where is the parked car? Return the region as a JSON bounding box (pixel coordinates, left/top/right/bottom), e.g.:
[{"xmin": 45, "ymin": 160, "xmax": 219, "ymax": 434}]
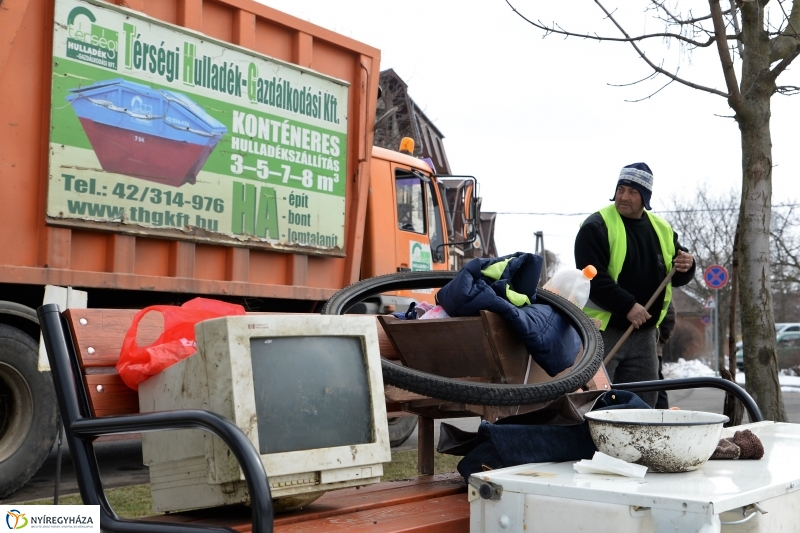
[
  {"xmin": 736, "ymin": 329, "xmax": 800, "ymax": 370},
  {"xmin": 735, "ymin": 323, "xmax": 800, "ymax": 350}
]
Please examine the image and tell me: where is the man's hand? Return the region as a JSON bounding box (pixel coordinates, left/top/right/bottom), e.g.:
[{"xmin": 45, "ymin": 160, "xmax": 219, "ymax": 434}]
[
  {"xmin": 627, "ymin": 303, "xmax": 651, "ymax": 329},
  {"xmin": 674, "ymin": 250, "xmax": 694, "ymax": 273}
]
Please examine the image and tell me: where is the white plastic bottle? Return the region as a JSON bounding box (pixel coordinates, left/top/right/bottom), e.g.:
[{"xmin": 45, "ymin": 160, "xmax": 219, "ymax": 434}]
[{"xmin": 543, "ymin": 265, "xmax": 597, "ymax": 308}]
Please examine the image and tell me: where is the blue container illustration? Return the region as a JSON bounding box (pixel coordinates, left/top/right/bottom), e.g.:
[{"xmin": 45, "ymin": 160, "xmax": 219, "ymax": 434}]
[{"xmin": 66, "ymin": 79, "xmax": 227, "ymax": 186}]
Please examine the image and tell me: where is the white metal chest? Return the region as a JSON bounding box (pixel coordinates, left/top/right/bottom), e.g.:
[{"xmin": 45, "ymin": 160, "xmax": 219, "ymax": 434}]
[{"xmin": 470, "ymin": 422, "xmax": 800, "ymax": 533}]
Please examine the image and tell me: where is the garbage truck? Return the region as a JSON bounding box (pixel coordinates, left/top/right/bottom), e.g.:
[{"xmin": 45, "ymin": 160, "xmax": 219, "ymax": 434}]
[{"xmin": 0, "ymin": 0, "xmax": 486, "ymax": 497}]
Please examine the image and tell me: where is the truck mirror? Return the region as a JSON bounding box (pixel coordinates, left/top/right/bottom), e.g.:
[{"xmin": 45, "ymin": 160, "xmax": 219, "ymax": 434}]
[
  {"xmin": 432, "ymin": 174, "xmax": 480, "ymax": 259},
  {"xmin": 469, "ymin": 197, "xmax": 478, "ymax": 233}
]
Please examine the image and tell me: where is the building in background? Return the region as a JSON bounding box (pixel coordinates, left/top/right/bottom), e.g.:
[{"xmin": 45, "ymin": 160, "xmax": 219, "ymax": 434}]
[{"xmin": 663, "ymin": 288, "xmax": 707, "ymax": 362}]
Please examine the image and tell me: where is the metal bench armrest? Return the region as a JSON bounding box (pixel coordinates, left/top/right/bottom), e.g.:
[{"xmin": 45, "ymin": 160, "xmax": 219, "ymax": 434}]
[{"xmin": 613, "ymin": 376, "xmax": 764, "ymax": 422}]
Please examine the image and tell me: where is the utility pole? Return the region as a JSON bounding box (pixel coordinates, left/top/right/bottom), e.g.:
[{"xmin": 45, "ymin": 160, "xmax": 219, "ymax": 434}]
[{"xmin": 534, "ymin": 231, "xmax": 548, "ymax": 285}]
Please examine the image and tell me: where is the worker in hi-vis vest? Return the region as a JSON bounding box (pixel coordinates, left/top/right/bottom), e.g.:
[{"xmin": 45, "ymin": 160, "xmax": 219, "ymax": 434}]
[{"xmin": 575, "ymin": 163, "xmax": 695, "ymax": 408}]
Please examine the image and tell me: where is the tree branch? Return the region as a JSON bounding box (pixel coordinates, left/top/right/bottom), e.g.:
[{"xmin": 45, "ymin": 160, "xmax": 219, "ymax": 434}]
[
  {"xmin": 709, "ymin": 0, "xmax": 744, "ymax": 109},
  {"xmin": 625, "ymin": 71, "xmax": 677, "ymax": 102},
  {"xmin": 777, "ymin": 84, "xmax": 800, "ymax": 94},
  {"xmin": 650, "ymin": 0, "xmax": 730, "ymax": 25},
  {"xmin": 729, "ymin": 0, "xmax": 745, "ymax": 57},
  {"xmin": 591, "ymin": 0, "xmax": 730, "ymax": 97},
  {"xmin": 770, "ymin": 0, "xmax": 800, "ymax": 63},
  {"xmin": 771, "ymin": 43, "xmax": 800, "ymax": 77},
  {"xmin": 505, "ymin": 0, "xmax": 734, "ymax": 48},
  {"xmin": 608, "ymin": 71, "xmax": 659, "ymax": 87}
]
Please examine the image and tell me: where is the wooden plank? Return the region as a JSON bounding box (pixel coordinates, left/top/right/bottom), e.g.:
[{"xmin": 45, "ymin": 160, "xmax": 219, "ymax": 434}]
[
  {"xmin": 584, "ymin": 365, "xmax": 611, "ymax": 391},
  {"xmin": 401, "ymin": 404, "xmax": 481, "ymax": 420},
  {"xmin": 376, "ymin": 317, "xmax": 399, "ymax": 360},
  {"xmin": 417, "ymin": 416, "xmax": 435, "ymax": 475},
  {"xmin": 384, "ymin": 385, "xmax": 428, "ymax": 403},
  {"xmin": 64, "ymin": 308, "xmax": 162, "ymax": 368},
  {"xmin": 378, "ymin": 316, "xmax": 502, "ymax": 381},
  {"xmin": 153, "ymin": 495, "xmax": 469, "ymax": 533},
  {"xmin": 480, "ymin": 310, "xmax": 529, "ymax": 383},
  {"xmin": 66, "ymin": 310, "xmax": 400, "ymax": 368},
  {"xmin": 149, "ymin": 474, "xmax": 467, "ymax": 532},
  {"xmin": 274, "ymin": 494, "xmax": 468, "ymax": 532},
  {"xmin": 85, "ymin": 374, "xmax": 138, "ymax": 417},
  {"xmin": 276, "ymin": 473, "xmax": 466, "ymax": 525},
  {"xmin": 521, "ymin": 342, "xmax": 583, "ymax": 386}
]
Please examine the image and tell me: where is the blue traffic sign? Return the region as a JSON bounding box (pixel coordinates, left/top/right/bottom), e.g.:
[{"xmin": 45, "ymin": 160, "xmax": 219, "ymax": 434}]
[{"xmin": 704, "ymin": 264, "xmax": 729, "ymax": 290}]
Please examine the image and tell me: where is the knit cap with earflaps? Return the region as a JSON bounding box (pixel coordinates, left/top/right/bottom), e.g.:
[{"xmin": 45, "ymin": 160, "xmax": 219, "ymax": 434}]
[{"xmin": 611, "ymin": 162, "xmax": 654, "ymax": 210}]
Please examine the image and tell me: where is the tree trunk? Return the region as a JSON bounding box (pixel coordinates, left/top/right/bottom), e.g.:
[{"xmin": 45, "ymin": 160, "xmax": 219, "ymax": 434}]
[
  {"xmin": 728, "ymin": 223, "xmax": 739, "ymax": 377},
  {"xmin": 737, "ymin": 118, "xmax": 785, "ymax": 421},
  {"xmin": 735, "ymin": 1, "xmax": 787, "ymax": 422}
]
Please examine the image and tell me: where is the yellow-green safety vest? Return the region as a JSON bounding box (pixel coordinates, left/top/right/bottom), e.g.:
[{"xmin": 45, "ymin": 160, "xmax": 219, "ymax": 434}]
[{"xmin": 583, "ymin": 204, "xmax": 675, "ymax": 331}]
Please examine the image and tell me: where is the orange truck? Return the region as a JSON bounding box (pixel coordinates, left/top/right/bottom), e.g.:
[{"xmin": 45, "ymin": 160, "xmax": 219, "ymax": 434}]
[{"xmin": 0, "ymin": 0, "xmax": 481, "ymax": 497}]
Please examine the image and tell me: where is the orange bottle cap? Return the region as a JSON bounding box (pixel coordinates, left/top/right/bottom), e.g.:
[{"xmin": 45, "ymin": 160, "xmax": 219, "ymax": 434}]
[{"xmin": 583, "ymin": 265, "xmax": 597, "ymax": 280}]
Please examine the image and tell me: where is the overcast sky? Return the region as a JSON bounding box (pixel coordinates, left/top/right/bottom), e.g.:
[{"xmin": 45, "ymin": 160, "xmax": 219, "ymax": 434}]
[{"xmin": 259, "ymin": 0, "xmax": 800, "ymax": 271}]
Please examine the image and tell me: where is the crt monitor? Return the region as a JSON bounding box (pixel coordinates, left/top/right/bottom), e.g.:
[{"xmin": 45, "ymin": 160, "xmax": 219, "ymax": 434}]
[{"xmin": 139, "ymin": 314, "xmax": 392, "ymax": 513}]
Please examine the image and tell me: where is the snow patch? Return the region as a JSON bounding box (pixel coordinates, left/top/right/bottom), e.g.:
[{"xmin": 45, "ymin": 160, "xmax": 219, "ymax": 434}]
[
  {"xmin": 662, "ymin": 358, "xmax": 800, "ymax": 393},
  {"xmin": 662, "ymin": 358, "xmax": 716, "ymax": 379}
]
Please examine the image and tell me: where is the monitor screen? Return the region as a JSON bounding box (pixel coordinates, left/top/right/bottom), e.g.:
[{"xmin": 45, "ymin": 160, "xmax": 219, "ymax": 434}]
[{"xmin": 250, "ymin": 336, "xmax": 373, "ymax": 454}]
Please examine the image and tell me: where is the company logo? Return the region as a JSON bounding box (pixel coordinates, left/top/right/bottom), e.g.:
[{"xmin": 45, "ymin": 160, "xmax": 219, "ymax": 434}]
[
  {"xmin": 65, "ymin": 6, "xmax": 119, "ymax": 70},
  {"xmin": 5, "ymin": 510, "xmax": 28, "ymax": 530},
  {"xmin": 411, "ymin": 242, "xmax": 432, "ymax": 272}
]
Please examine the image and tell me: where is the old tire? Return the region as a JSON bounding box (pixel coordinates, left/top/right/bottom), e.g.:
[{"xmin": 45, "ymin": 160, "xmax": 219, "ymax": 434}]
[
  {"xmin": 388, "ymin": 416, "xmax": 418, "ymax": 447},
  {"xmin": 321, "ymin": 271, "xmax": 604, "ymax": 406},
  {"xmin": 0, "ymin": 324, "xmax": 58, "ymax": 498}
]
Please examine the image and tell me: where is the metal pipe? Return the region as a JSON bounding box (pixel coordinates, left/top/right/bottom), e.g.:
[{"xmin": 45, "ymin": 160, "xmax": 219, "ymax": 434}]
[{"xmin": 613, "ymin": 376, "xmax": 763, "ymax": 422}]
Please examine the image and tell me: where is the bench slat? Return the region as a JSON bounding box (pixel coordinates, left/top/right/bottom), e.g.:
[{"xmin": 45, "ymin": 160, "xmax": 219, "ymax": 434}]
[
  {"xmin": 85, "ymin": 374, "xmax": 139, "ymax": 416},
  {"xmin": 275, "ymin": 494, "xmax": 469, "ymax": 532},
  {"xmin": 148, "ymin": 473, "xmax": 468, "ymax": 533},
  {"xmin": 65, "ymin": 309, "xmax": 163, "ymax": 368},
  {"xmin": 65, "ymin": 310, "xmax": 397, "ymax": 367},
  {"xmin": 64, "ymin": 309, "xmax": 401, "ymax": 417}
]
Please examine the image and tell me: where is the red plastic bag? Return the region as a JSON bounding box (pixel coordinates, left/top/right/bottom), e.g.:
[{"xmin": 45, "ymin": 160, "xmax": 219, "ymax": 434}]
[{"xmin": 116, "ymin": 297, "xmax": 246, "ymax": 390}]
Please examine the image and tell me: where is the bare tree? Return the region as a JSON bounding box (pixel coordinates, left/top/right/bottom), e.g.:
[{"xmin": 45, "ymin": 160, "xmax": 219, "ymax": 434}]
[
  {"xmin": 509, "ymin": 0, "xmax": 800, "ymax": 420},
  {"xmin": 544, "ymin": 249, "xmax": 561, "ymax": 280},
  {"xmin": 666, "ymin": 186, "xmax": 739, "ymax": 373},
  {"xmin": 771, "ymin": 205, "xmax": 800, "ymax": 321},
  {"xmin": 667, "ymin": 188, "xmax": 800, "ymax": 385}
]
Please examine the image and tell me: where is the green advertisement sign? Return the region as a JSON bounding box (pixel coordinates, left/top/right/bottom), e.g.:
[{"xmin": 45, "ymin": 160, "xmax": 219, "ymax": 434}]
[{"xmin": 48, "ymin": 0, "xmax": 349, "ymax": 254}]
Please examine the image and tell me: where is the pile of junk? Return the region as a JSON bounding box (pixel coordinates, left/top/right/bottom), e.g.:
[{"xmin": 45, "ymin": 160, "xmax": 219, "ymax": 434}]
[{"xmin": 321, "ymin": 252, "xmax": 800, "ymax": 533}]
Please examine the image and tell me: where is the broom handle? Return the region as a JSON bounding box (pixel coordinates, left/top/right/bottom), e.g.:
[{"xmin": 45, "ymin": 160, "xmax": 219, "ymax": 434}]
[{"xmin": 603, "ymin": 264, "xmax": 679, "ymax": 366}]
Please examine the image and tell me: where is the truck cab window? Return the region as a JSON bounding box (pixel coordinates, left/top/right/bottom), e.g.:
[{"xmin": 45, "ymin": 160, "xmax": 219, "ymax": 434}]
[
  {"xmin": 396, "ymin": 173, "xmax": 425, "ymax": 234},
  {"xmin": 426, "ymin": 181, "xmax": 445, "ymax": 263}
]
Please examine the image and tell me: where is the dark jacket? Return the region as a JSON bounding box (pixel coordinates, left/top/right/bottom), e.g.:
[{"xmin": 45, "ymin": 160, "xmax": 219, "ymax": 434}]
[
  {"xmin": 437, "ymin": 252, "xmax": 581, "ymax": 377},
  {"xmin": 443, "ymin": 389, "xmax": 651, "ymax": 482},
  {"xmin": 575, "ymin": 211, "xmax": 695, "ymax": 330}
]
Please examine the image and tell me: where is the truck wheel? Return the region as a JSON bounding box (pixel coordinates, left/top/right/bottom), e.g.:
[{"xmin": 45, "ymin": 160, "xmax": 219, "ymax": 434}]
[
  {"xmin": 0, "ymin": 324, "xmax": 58, "ymax": 498},
  {"xmin": 388, "ymin": 416, "xmax": 417, "ymax": 447},
  {"xmin": 321, "ymin": 271, "xmax": 604, "ymax": 406}
]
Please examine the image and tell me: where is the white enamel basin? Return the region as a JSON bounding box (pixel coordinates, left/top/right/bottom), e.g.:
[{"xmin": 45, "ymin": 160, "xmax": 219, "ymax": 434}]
[{"xmin": 584, "ymin": 409, "xmax": 729, "ymax": 473}]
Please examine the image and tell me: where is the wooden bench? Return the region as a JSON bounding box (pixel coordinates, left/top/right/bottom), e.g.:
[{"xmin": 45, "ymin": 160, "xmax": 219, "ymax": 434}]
[{"xmin": 38, "ymin": 304, "xmax": 474, "ymax": 533}]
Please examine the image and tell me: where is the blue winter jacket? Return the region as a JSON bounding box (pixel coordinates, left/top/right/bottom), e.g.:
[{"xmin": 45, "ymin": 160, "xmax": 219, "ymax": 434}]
[{"xmin": 436, "ymin": 252, "xmax": 581, "ymax": 377}]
